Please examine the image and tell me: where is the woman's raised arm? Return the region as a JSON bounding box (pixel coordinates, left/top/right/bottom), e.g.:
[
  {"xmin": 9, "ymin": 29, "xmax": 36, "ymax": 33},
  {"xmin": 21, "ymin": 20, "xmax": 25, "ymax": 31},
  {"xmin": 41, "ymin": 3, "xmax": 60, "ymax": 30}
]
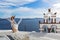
[
  {"xmin": 18, "ymin": 18, "xmax": 22, "ymax": 25},
  {"xmin": 6, "ymin": 18, "xmax": 11, "ymax": 22}
]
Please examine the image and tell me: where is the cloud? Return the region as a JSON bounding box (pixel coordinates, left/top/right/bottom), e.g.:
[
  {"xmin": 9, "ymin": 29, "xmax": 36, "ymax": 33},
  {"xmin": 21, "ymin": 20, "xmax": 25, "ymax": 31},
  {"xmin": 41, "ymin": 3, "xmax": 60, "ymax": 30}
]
[
  {"xmin": 0, "ymin": 0, "xmax": 37, "ymax": 9},
  {"xmin": 52, "ymin": 3, "xmax": 60, "ymax": 8},
  {"xmin": 52, "ymin": 8, "xmax": 60, "ymax": 18},
  {"xmin": 12, "ymin": 7, "xmax": 48, "ymax": 18},
  {"xmin": 0, "ymin": 7, "xmax": 47, "ymax": 18},
  {"xmin": 14, "ymin": 7, "xmax": 60, "ymax": 18},
  {"xmin": 42, "ymin": 0, "xmax": 49, "ymax": 3},
  {"xmin": 42, "ymin": 0, "xmax": 60, "ymax": 3},
  {"xmin": 0, "ymin": 0, "xmax": 40, "ymax": 18},
  {"xmin": 0, "ymin": 6, "xmax": 60, "ymax": 18},
  {"xmin": 42, "ymin": 0, "xmax": 60, "ymax": 18},
  {"xmin": 42, "ymin": 0, "xmax": 60, "ymax": 6},
  {"xmin": 1, "ymin": 0, "xmax": 60, "ymax": 18}
]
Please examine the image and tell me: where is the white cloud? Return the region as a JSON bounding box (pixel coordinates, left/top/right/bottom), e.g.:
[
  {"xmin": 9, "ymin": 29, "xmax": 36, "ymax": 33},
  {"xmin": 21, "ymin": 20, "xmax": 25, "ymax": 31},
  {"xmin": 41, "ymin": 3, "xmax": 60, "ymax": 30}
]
[
  {"xmin": 0, "ymin": 0, "xmax": 37, "ymax": 8},
  {"xmin": 0, "ymin": 7, "xmax": 47, "ymax": 18},
  {"xmin": 12, "ymin": 7, "xmax": 47, "ymax": 18},
  {"xmin": 5, "ymin": 0, "xmax": 36, "ymax": 3},
  {"xmin": 42, "ymin": 0, "xmax": 60, "ymax": 3},
  {"xmin": 0, "ymin": 0, "xmax": 39, "ymax": 18},
  {"xmin": 42, "ymin": 0, "xmax": 60, "ymax": 18},
  {"xmin": 51, "ymin": 2, "xmax": 60, "ymax": 18},
  {"xmin": 42, "ymin": 0, "xmax": 49, "ymax": 3},
  {"xmin": 0, "ymin": 7, "xmax": 60, "ymax": 18},
  {"xmin": 1, "ymin": 7, "xmax": 60, "ymax": 18},
  {"xmin": 52, "ymin": 8, "xmax": 60, "ymax": 18},
  {"xmin": 1, "ymin": 0, "xmax": 60, "ymax": 18},
  {"xmin": 42, "ymin": 0, "xmax": 60, "ymax": 6},
  {"xmin": 52, "ymin": 3, "xmax": 60, "ymax": 8}
]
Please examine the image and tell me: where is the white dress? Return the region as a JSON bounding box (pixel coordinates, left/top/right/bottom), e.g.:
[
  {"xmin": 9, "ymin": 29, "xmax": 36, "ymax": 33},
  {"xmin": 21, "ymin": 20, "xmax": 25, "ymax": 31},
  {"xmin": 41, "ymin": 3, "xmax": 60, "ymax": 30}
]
[
  {"xmin": 14, "ymin": 24, "xmax": 18, "ymax": 30},
  {"xmin": 7, "ymin": 18, "xmax": 22, "ymax": 30},
  {"xmin": 11, "ymin": 20, "xmax": 18, "ymax": 30}
]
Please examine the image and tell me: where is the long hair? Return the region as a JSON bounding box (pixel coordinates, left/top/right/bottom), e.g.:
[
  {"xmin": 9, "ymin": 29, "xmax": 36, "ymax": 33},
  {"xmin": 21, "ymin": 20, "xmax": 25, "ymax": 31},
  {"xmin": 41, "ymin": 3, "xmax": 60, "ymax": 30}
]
[{"xmin": 11, "ymin": 16, "xmax": 15, "ymax": 20}]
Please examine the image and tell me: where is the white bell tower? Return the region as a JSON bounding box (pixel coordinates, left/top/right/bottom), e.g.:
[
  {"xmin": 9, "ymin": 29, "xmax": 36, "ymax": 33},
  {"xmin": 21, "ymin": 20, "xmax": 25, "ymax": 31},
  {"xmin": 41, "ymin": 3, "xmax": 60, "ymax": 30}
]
[{"xmin": 44, "ymin": 9, "xmax": 57, "ymax": 23}]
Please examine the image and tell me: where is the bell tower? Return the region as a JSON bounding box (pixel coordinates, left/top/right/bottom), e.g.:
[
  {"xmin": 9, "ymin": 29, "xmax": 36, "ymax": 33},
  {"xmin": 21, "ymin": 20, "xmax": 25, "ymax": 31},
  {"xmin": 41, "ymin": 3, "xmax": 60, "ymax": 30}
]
[
  {"xmin": 44, "ymin": 13, "xmax": 48, "ymax": 23},
  {"xmin": 43, "ymin": 9, "xmax": 57, "ymax": 23}
]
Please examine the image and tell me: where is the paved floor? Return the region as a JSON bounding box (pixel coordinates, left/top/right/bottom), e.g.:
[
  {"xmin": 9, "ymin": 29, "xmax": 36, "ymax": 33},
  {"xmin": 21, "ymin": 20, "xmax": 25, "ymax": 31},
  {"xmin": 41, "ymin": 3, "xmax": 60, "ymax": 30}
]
[{"xmin": 29, "ymin": 32, "xmax": 60, "ymax": 40}]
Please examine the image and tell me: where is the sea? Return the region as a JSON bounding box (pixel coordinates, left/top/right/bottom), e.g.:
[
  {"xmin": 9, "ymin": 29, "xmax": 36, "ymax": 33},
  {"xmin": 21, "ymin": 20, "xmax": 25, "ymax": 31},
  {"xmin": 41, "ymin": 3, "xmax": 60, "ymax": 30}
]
[{"xmin": 0, "ymin": 18, "xmax": 60, "ymax": 32}]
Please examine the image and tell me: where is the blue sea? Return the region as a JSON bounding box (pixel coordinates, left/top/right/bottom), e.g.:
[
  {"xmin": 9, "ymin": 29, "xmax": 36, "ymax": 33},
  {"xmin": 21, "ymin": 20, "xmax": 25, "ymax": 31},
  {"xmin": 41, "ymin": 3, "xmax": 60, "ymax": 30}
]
[
  {"xmin": 0, "ymin": 18, "xmax": 60, "ymax": 32},
  {"xmin": 0, "ymin": 18, "xmax": 44, "ymax": 32}
]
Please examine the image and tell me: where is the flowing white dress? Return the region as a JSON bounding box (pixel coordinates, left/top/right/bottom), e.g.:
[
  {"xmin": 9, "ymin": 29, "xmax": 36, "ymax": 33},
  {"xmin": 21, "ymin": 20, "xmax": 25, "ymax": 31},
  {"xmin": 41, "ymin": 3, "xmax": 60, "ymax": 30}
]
[
  {"xmin": 10, "ymin": 20, "xmax": 18, "ymax": 30},
  {"xmin": 7, "ymin": 18, "xmax": 22, "ymax": 30}
]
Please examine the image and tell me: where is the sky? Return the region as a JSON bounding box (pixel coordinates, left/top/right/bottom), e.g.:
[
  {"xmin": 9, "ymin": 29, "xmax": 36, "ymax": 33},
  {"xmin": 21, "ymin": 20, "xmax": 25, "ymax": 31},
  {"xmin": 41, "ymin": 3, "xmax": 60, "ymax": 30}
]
[{"xmin": 0, "ymin": 0, "xmax": 60, "ymax": 18}]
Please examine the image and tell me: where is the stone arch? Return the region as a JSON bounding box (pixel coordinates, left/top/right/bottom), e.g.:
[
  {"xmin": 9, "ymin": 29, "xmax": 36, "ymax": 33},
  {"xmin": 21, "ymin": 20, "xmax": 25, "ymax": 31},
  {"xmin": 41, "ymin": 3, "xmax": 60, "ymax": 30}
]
[
  {"xmin": 42, "ymin": 25, "xmax": 48, "ymax": 32},
  {"xmin": 51, "ymin": 25, "xmax": 57, "ymax": 33}
]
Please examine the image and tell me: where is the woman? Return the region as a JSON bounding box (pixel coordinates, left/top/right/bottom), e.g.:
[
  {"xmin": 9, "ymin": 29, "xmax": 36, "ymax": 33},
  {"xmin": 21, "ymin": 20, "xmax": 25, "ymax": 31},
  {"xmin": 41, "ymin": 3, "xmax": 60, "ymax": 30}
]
[
  {"xmin": 7, "ymin": 16, "xmax": 29, "ymax": 40},
  {"xmin": 7, "ymin": 16, "xmax": 22, "ymax": 33}
]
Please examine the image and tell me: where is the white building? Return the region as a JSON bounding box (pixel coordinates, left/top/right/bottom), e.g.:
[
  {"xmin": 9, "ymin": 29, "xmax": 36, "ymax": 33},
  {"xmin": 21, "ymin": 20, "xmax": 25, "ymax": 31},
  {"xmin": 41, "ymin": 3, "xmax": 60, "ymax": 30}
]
[{"xmin": 40, "ymin": 9, "xmax": 60, "ymax": 33}]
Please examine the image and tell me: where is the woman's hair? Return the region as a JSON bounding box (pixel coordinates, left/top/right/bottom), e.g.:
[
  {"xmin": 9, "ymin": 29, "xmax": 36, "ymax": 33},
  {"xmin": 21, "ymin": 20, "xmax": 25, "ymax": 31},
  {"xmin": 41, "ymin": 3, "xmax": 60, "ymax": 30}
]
[{"xmin": 11, "ymin": 16, "xmax": 15, "ymax": 20}]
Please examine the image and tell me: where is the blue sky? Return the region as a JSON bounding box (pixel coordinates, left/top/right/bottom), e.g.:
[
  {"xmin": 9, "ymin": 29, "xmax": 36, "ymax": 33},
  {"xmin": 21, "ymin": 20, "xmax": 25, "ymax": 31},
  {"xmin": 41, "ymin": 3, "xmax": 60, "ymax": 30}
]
[
  {"xmin": 22, "ymin": 0, "xmax": 50, "ymax": 8},
  {"xmin": 0, "ymin": 0, "xmax": 60, "ymax": 18}
]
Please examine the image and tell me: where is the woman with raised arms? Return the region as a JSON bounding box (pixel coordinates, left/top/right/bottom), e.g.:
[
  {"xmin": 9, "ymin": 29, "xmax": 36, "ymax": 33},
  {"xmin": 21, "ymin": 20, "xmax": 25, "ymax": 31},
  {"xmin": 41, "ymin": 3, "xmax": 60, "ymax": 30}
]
[{"xmin": 7, "ymin": 16, "xmax": 22, "ymax": 33}]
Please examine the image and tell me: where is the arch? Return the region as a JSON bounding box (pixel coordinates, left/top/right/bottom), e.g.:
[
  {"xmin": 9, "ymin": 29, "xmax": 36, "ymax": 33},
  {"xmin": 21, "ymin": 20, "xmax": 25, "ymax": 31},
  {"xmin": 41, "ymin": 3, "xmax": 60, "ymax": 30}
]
[
  {"xmin": 42, "ymin": 25, "xmax": 48, "ymax": 33},
  {"xmin": 51, "ymin": 25, "xmax": 57, "ymax": 33}
]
